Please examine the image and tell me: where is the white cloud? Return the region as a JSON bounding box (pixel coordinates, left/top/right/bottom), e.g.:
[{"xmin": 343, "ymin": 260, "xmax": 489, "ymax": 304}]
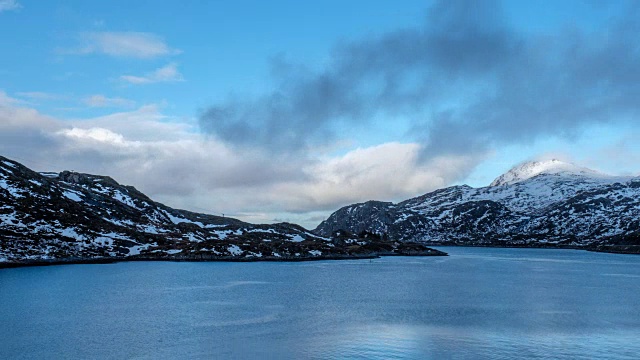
[
  {"xmin": 0, "ymin": 91, "xmax": 20, "ymax": 106},
  {"xmin": 16, "ymin": 92, "xmax": 64, "ymax": 101},
  {"xmin": 0, "ymin": 0, "xmax": 20, "ymax": 12},
  {"xmin": 83, "ymin": 94, "xmax": 135, "ymax": 108},
  {"xmin": 74, "ymin": 32, "xmax": 180, "ymax": 59},
  {"xmin": 74, "ymin": 104, "xmax": 181, "ymax": 141},
  {"xmin": 0, "ymin": 97, "xmax": 483, "ymax": 228},
  {"xmin": 266, "ymin": 143, "xmax": 481, "ymax": 213},
  {"xmin": 58, "ymin": 127, "xmax": 129, "ymax": 146},
  {"xmin": 120, "ymin": 63, "xmax": 184, "ymax": 85},
  {"xmin": 15, "ymin": 92, "xmax": 135, "ymax": 109}
]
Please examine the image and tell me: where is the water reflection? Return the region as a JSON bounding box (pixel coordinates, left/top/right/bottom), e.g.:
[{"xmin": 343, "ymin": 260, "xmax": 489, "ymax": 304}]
[{"xmin": 313, "ymin": 324, "xmax": 639, "ymax": 359}]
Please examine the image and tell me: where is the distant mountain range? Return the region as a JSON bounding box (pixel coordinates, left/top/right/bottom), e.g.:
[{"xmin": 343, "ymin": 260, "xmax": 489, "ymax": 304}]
[
  {"xmin": 314, "ymin": 159, "xmax": 640, "ymax": 254},
  {"xmin": 3, "ymin": 154, "xmax": 638, "ymax": 267},
  {"xmin": 0, "ymin": 155, "xmax": 443, "ymax": 267}
]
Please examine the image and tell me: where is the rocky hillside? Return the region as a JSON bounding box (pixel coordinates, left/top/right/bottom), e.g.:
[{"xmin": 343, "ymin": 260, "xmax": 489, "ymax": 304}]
[
  {"xmin": 315, "ymin": 160, "xmax": 640, "ymax": 253},
  {"xmin": 0, "ymin": 155, "xmax": 445, "ymax": 266}
]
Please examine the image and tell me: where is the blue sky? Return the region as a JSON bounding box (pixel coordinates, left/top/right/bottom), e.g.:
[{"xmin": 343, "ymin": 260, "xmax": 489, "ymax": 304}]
[{"xmin": 1, "ymin": 0, "xmax": 639, "ymax": 228}]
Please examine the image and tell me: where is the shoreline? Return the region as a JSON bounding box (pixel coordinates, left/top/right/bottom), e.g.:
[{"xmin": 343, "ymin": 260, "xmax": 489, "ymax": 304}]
[
  {"xmin": 0, "ymin": 250, "xmax": 448, "ymax": 270},
  {"xmin": 425, "ymin": 243, "xmax": 640, "ymax": 255},
  {"xmin": 3, "ymin": 244, "xmax": 638, "ymax": 270}
]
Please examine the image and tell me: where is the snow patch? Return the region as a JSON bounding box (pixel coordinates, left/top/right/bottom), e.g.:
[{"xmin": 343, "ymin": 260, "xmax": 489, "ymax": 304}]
[
  {"xmin": 227, "ymin": 245, "xmax": 243, "ymax": 256},
  {"xmin": 163, "ymin": 210, "xmax": 204, "ymax": 228},
  {"xmin": 112, "ymin": 190, "xmax": 142, "ymax": 210},
  {"xmin": 290, "ymin": 234, "xmax": 305, "ymax": 242},
  {"xmin": 127, "ymin": 244, "xmax": 150, "ymax": 256},
  {"xmin": 137, "ymin": 224, "xmax": 166, "ymax": 234},
  {"xmin": 0, "ymin": 179, "xmax": 25, "ymax": 198},
  {"xmin": 63, "ymin": 190, "xmax": 83, "ymax": 202},
  {"xmin": 59, "ymin": 227, "xmax": 85, "ymax": 240},
  {"xmin": 105, "ymin": 218, "xmax": 135, "ymax": 227}
]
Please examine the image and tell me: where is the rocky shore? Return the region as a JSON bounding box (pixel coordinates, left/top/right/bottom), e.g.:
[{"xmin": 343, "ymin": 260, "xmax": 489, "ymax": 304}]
[{"xmin": 0, "ymin": 243, "xmax": 447, "ymax": 269}]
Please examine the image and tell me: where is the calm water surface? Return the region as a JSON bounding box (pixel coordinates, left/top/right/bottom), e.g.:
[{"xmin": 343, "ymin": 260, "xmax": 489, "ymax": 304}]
[{"xmin": 1, "ymin": 247, "xmax": 639, "ymax": 359}]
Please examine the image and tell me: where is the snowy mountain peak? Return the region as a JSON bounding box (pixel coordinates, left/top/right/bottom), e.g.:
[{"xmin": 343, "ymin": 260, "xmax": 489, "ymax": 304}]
[
  {"xmin": 489, "ymin": 159, "xmax": 600, "ymax": 187},
  {"xmin": 315, "ymin": 156, "xmax": 640, "ymax": 253}
]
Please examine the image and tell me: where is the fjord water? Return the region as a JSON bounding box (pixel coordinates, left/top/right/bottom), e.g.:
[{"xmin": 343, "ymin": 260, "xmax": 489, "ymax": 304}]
[{"xmin": 2, "ymin": 248, "xmax": 639, "ymax": 359}]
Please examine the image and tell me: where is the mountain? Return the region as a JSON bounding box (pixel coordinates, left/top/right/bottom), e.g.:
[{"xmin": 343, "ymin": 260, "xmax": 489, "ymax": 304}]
[
  {"xmin": 489, "ymin": 159, "xmax": 603, "ymax": 186},
  {"xmin": 0, "ymin": 155, "xmax": 445, "ymax": 266},
  {"xmin": 314, "ymin": 159, "xmax": 640, "ymax": 254}
]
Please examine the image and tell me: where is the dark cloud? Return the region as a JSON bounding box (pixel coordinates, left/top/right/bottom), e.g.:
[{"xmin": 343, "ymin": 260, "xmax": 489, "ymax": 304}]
[
  {"xmin": 200, "ymin": 0, "xmax": 518, "ymax": 152},
  {"xmin": 198, "ymin": 0, "xmax": 640, "ymax": 158},
  {"xmin": 420, "ymin": 1, "xmax": 640, "ymax": 157}
]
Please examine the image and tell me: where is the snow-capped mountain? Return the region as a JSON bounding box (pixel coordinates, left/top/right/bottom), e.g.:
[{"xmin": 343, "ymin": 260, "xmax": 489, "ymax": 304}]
[
  {"xmin": 0, "ymin": 155, "xmax": 444, "ymax": 266},
  {"xmin": 488, "ymin": 159, "xmax": 605, "ymax": 186},
  {"xmin": 314, "ymin": 160, "xmax": 640, "ymax": 253}
]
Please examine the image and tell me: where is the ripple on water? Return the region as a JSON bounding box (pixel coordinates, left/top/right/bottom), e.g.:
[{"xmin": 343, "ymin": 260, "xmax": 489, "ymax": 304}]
[{"xmin": 304, "ymin": 324, "xmax": 640, "ymax": 359}]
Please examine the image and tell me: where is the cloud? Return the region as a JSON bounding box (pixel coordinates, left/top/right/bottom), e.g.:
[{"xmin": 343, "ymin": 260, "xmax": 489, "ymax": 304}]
[
  {"xmin": 16, "ymin": 92, "xmax": 64, "ymax": 101},
  {"xmin": 0, "ymin": 97, "xmax": 479, "ymax": 228},
  {"xmin": 15, "ymin": 92, "xmax": 135, "ymax": 109},
  {"xmin": 83, "ymin": 94, "xmax": 135, "ymax": 108},
  {"xmin": 73, "ymin": 32, "xmax": 180, "ymax": 59},
  {"xmin": 0, "ymin": 91, "xmax": 20, "ymax": 106},
  {"xmin": 415, "ymin": 0, "xmax": 640, "ymax": 158},
  {"xmin": 199, "ymin": 0, "xmax": 640, "ymax": 164},
  {"xmin": 0, "ymin": 92, "xmax": 61, "ymax": 162},
  {"xmin": 0, "ymin": 0, "xmax": 20, "ymax": 13},
  {"xmin": 583, "ymin": 130, "xmax": 640, "ymax": 177},
  {"xmin": 268, "ymin": 143, "xmax": 482, "ymax": 213},
  {"xmin": 120, "ymin": 63, "xmax": 184, "ymax": 84},
  {"xmin": 58, "ymin": 127, "xmax": 129, "ymax": 146}
]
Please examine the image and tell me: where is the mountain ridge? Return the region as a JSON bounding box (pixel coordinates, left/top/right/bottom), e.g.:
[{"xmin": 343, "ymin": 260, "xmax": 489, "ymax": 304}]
[
  {"xmin": 314, "ymin": 160, "xmax": 640, "ymax": 254},
  {"xmin": 489, "ymin": 159, "xmax": 626, "ymax": 187},
  {"xmin": 0, "ymin": 155, "xmax": 445, "ymax": 266}
]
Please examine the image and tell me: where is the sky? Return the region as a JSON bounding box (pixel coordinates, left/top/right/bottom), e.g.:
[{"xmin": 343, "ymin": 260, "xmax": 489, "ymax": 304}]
[{"xmin": 1, "ymin": 0, "xmax": 640, "ymax": 229}]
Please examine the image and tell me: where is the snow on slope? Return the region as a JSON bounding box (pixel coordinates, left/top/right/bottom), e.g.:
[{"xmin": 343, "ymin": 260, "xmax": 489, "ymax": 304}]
[
  {"xmin": 315, "ymin": 160, "xmax": 640, "ymax": 247},
  {"xmin": 1, "ymin": 155, "xmax": 348, "ymax": 263},
  {"xmin": 400, "ymin": 160, "xmax": 618, "ymax": 214}
]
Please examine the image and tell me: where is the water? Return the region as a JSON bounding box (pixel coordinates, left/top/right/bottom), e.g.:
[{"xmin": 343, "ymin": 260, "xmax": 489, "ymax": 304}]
[{"xmin": 1, "ymin": 247, "xmax": 639, "ymax": 359}]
